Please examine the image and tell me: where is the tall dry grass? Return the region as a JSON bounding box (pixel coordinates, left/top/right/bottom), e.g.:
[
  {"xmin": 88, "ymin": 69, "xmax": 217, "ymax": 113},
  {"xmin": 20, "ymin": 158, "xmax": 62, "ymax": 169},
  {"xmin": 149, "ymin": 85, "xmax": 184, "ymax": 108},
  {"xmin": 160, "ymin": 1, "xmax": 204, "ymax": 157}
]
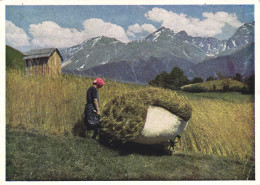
[
  {"xmin": 182, "ymin": 98, "xmax": 254, "ymax": 160},
  {"xmin": 6, "ymin": 69, "xmax": 254, "ymax": 161},
  {"xmin": 6, "ymin": 69, "xmax": 143, "ymax": 136},
  {"xmin": 7, "ymin": 70, "xmax": 85, "ymax": 136}
]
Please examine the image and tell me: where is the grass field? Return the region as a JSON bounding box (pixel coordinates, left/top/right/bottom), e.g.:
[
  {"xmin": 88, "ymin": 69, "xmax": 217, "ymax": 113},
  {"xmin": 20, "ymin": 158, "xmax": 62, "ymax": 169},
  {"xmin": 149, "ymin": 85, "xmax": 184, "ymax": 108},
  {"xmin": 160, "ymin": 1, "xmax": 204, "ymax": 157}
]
[
  {"xmin": 6, "ymin": 69, "xmax": 255, "ymax": 180},
  {"xmin": 6, "ymin": 129, "xmax": 254, "ymax": 180},
  {"xmin": 181, "ymin": 78, "xmax": 245, "ymax": 91},
  {"xmin": 180, "ymin": 91, "xmax": 254, "ymax": 102}
]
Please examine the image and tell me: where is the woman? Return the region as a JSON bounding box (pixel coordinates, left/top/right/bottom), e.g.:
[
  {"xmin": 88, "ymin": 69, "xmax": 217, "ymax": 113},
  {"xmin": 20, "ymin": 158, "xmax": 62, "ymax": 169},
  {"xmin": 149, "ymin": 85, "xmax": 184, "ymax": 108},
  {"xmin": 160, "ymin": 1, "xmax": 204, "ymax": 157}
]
[{"xmin": 84, "ymin": 78, "xmax": 105, "ymax": 139}]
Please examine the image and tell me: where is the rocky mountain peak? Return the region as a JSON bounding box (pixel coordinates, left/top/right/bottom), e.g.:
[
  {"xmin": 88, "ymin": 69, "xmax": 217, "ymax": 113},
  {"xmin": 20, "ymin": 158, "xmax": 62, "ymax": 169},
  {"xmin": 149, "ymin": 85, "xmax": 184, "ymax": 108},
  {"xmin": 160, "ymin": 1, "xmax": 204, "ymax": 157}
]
[
  {"xmin": 144, "ymin": 26, "xmax": 175, "ymax": 42},
  {"xmin": 156, "ymin": 26, "xmax": 169, "ymax": 32},
  {"xmin": 176, "ymin": 30, "xmax": 189, "ymax": 39},
  {"xmin": 235, "ymin": 22, "xmax": 254, "ymax": 36},
  {"xmin": 225, "ymin": 22, "xmax": 254, "ymax": 51},
  {"xmin": 176, "ymin": 30, "xmax": 188, "ymax": 36}
]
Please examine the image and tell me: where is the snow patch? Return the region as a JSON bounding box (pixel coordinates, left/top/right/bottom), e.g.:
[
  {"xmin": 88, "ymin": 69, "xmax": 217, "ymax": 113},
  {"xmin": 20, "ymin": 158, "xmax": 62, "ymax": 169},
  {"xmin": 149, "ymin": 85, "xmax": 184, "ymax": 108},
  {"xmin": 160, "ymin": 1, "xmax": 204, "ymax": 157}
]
[
  {"xmin": 231, "ymin": 40, "xmax": 237, "ymax": 47},
  {"xmin": 206, "ymin": 53, "xmax": 215, "ymax": 57},
  {"xmin": 207, "ymin": 44, "xmax": 211, "ymax": 51},
  {"xmin": 199, "ymin": 42, "xmax": 204, "ymax": 47},
  {"xmin": 61, "ymin": 59, "xmax": 72, "ymax": 68},
  {"xmin": 183, "ymin": 50, "xmax": 191, "ymax": 58},
  {"xmin": 147, "ymin": 31, "xmax": 161, "ymax": 42},
  {"xmin": 101, "ymin": 60, "xmax": 109, "ymax": 65},
  {"xmin": 110, "ymin": 41, "xmax": 120, "ymax": 44},
  {"xmin": 78, "ymin": 46, "xmax": 84, "ymax": 51},
  {"xmin": 91, "ymin": 37, "xmax": 102, "ymax": 48},
  {"xmin": 223, "ymin": 43, "xmax": 227, "ymax": 51},
  {"xmin": 80, "ymin": 64, "xmax": 85, "ymax": 69}
]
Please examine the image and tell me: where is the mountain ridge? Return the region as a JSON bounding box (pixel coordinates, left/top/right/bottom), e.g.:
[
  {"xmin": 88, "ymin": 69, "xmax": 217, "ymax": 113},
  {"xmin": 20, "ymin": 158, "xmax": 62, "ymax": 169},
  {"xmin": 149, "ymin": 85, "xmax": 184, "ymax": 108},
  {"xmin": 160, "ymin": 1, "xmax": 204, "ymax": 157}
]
[{"xmin": 60, "ymin": 22, "xmax": 254, "ymax": 84}]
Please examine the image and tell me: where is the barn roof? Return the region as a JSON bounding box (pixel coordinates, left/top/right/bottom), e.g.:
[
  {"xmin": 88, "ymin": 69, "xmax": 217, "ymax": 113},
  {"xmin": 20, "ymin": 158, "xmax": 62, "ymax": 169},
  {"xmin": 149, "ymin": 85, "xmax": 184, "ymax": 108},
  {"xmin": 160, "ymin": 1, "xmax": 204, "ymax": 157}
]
[{"xmin": 23, "ymin": 48, "xmax": 63, "ymax": 61}]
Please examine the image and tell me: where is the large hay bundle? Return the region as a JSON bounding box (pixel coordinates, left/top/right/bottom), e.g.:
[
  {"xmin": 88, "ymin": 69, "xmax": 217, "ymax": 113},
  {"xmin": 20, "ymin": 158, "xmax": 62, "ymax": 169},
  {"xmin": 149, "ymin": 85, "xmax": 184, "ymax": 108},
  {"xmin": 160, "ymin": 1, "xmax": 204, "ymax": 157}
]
[{"xmin": 101, "ymin": 88, "xmax": 192, "ymax": 142}]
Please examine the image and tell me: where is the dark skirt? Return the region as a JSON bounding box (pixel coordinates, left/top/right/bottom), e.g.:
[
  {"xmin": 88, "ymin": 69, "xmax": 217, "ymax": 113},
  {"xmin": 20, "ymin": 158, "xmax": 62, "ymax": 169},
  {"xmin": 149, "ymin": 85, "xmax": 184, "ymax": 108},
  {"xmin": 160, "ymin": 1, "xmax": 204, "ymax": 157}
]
[{"xmin": 84, "ymin": 103, "xmax": 101, "ymax": 130}]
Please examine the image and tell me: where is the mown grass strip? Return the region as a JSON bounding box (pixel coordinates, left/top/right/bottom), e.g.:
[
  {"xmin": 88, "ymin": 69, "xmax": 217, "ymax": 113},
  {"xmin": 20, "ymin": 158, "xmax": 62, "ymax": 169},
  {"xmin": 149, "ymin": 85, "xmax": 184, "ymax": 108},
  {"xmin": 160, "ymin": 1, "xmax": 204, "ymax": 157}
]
[{"xmin": 6, "ymin": 129, "xmax": 255, "ymax": 181}]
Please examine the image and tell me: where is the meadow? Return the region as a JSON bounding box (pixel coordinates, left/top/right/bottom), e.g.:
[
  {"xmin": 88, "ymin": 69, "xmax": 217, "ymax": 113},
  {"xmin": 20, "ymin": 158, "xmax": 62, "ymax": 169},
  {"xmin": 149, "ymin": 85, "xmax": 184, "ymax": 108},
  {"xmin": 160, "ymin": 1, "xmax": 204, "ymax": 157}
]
[
  {"xmin": 6, "ymin": 69, "xmax": 255, "ymax": 180},
  {"xmin": 6, "ymin": 129, "xmax": 254, "ymax": 180},
  {"xmin": 182, "ymin": 78, "xmax": 245, "ymax": 91}
]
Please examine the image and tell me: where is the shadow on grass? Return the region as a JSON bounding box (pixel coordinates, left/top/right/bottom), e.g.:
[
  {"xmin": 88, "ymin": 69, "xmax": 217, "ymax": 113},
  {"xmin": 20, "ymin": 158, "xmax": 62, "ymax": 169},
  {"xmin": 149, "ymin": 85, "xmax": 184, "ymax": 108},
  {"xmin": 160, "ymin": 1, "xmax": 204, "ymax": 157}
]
[
  {"xmin": 109, "ymin": 141, "xmax": 168, "ymax": 156},
  {"xmin": 72, "ymin": 118, "xmax": 87, "ymax": 138},
  {"xmin": 98, "ymin": 130, "xmax": 170, "ymax": 156},
  {"xmin": 72, "ymin": 118, "xmax": 168, "ymax": 156}
]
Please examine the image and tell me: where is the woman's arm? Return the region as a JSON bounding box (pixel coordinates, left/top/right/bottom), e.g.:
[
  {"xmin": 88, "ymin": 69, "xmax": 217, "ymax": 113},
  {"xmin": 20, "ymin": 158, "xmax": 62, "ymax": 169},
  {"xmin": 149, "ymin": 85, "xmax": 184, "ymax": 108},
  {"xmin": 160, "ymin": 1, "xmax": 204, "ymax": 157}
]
[{"xmin": 94, "ymin": 98, "xmax": 100, "ymax": 115}]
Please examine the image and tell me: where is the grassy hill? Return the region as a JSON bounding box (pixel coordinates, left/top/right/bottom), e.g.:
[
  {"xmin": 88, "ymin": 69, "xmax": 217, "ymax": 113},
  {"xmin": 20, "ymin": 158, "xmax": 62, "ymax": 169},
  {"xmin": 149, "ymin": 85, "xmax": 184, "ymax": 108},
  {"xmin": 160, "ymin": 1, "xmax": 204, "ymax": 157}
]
[
  {"xmin": 182, "ymin": 79, "xmax": 245, "ymax": 92},
  {"xmin": 6, "ymin": 45, "xmax": 25, "ymax": 72}
]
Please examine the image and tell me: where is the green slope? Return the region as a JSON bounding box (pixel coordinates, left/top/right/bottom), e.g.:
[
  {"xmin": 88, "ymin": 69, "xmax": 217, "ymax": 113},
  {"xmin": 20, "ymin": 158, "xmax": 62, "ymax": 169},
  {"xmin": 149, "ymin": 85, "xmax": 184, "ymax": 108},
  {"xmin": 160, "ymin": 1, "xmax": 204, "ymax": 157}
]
[
  {"xmin": 6, "ymin": 129, "xmax": 255, "ymax": 180},
  {"xmin": 6, "ymin": 45, "xmax": 25, "ymax": 72},
  {"xmin": 182, "ymin": 79, "xmax": 245, "ymax": 91}
]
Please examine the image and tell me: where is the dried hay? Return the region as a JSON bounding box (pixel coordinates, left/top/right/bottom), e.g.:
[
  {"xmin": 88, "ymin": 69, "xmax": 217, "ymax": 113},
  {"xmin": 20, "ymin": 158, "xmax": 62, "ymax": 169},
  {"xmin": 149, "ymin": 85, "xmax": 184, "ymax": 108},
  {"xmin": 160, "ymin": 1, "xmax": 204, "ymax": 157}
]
[{"xmin": 101, "ymin": 88, "xmax": 192, "ymax": 142}]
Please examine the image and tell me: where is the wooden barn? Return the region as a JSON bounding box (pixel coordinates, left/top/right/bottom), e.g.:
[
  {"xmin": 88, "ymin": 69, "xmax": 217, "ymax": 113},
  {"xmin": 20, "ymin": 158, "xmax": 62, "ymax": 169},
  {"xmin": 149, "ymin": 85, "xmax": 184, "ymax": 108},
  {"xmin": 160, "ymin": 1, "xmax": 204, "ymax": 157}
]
[{"xmin": 23, "ymin": 48, "xmax": 63, "ymax": 76}]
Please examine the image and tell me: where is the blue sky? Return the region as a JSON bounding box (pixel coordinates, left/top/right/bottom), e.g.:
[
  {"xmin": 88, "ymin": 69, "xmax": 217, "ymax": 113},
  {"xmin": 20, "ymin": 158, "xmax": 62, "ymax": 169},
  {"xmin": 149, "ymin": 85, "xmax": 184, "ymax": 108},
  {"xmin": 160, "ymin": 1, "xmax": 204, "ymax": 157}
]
[{"xmin": 6, "ymin": 5, "xmax": 254, "ymax": 52}]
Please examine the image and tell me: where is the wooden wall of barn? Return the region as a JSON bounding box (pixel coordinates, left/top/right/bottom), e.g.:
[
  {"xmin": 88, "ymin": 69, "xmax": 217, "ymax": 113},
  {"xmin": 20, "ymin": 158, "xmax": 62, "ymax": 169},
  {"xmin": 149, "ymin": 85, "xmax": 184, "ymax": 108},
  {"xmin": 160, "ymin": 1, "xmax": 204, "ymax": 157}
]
[
  {"xmin": 25, "ymin": 58, "xmax": 47, "ymax": 75},
  {"xmin": 26, "ymin": 51, "xmax": 61, "ymax": 76},
  {"xmin": 48, "ymin": 51, "xmax": 61, "ymax": 75}
]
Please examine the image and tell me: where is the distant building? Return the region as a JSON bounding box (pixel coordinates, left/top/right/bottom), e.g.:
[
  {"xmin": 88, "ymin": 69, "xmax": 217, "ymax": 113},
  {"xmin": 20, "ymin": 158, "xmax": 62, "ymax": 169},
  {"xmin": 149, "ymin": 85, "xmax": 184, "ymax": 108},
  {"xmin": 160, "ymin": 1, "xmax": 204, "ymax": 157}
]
[{"xmin": 23, "ymin": 48, "xmax": 63, "ymax": 76}]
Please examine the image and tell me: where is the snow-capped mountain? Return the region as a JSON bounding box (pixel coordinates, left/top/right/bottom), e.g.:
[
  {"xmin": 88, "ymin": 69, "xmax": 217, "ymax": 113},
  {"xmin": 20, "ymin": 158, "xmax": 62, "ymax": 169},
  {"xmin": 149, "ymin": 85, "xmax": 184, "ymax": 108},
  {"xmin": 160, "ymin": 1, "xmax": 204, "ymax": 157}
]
[
  {"xmin": 144, "ymin": 26, "xmax": 174, "ymax": 42},
  {"xmin": 61, "ymin": 26, "xmax": 208, "ymax": 73},
  {"xmin": 59, "ymin": 41, "xmax": 86, "ymax": 63},
  {"xmin": 190, "ymin": 43, "xmax": 254, "ymax": 80},
  {"xmin": 60, "ymin": 22, "xmax": 254, "ymax": 84},
  {"xmin": 61, "ymin": 36, "xmax": 126, "ymax": 71},
  {"xmin": 220, "ymin": 22, "xmax": 254, "ymax": 56},
  {"xmin": 175, "ymin": 31, "xmax": 227, "ymax": 56},
  {"xmin": 174, "ymin": 22, "xmax": 254, "ymax": 57},
  {"xmin": 114, "ymin": 27, "xmax": 208, "ymax": 64}
]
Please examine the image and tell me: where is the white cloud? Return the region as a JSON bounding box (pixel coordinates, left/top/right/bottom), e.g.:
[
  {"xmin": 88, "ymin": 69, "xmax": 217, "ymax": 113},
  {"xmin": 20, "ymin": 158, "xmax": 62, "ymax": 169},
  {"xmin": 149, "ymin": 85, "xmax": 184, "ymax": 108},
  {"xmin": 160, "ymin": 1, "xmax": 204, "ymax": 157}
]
[
  {"xmin": 127, "ymin": 23, "xmax": 156, "ymax": 38},
  {"xmin": 128, "ymin": 24, "xmax": 143, "ymax": 34},
  {"xmin": 82, "ymin": 18, "xmax": 130, "ymax": 43},
  {"xmin": 202, "ymin": 12, "xmax": 243, "ymax": 28},
  {"xmin": 142, "ymin": 24, "xmax": 157, "ymax": 33},
  {"xmin": 6, "ymin": 20, "xmax": 30, "ymax": 48},
  {"xmin": 144, "ymin": 7, "xmax": 243, "ymax": 38},
  {"xmin": 29, "ymin": 19, "xmax": 130, "ymax": 48},
  {"xmin": 29, "ymin": 21, "xmax": 83, "ymax": 48}
]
